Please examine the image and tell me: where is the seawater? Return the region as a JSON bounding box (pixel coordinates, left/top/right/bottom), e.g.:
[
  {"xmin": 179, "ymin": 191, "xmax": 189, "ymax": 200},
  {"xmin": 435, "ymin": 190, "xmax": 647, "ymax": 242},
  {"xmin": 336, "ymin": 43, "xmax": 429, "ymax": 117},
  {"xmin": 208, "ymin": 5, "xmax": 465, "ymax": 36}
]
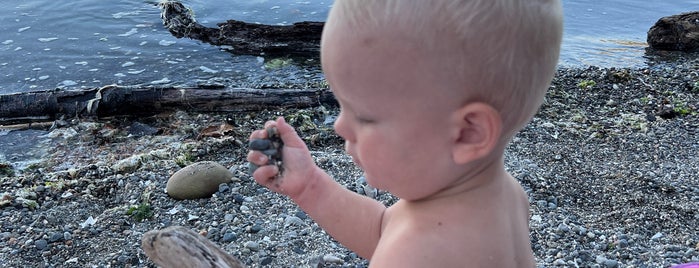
[
  {"xmin": 0, "ymin": 0, "xmax": 697, "ymax": 94},
  {"xmin": 561, "ymin": 0, "xmax": 698, "ymax": 66},
  {"xmin": 0, "ymin": 0, "xmax": 697, "ymax": 166}
]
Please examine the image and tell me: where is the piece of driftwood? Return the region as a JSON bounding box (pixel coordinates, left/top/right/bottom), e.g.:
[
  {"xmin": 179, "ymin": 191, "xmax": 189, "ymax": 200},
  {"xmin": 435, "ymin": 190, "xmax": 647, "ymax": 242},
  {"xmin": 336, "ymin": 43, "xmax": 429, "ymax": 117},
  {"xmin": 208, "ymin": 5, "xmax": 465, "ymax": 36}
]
[
  {"xmin": 0, "ymin": 85, "xmax": 336, "ymax": 126},
  {"xmin": 142, "ymin": 225, "xmax": 245, "ymax": 268},
  {"xmin": 647, "ymin": 11, "xmax": 699, "ymax": 52},
  {"xmin": 159, "ymin": 0, "xmax": 324, "ymax": 58}
]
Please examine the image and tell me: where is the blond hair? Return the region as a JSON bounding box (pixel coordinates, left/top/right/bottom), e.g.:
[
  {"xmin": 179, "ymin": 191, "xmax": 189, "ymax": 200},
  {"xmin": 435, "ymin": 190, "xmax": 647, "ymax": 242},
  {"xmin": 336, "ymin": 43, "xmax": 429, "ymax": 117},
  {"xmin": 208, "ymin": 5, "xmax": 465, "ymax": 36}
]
[{"xmin": 326, "ymin": 0, "xmax": 563, "ymax": 140}]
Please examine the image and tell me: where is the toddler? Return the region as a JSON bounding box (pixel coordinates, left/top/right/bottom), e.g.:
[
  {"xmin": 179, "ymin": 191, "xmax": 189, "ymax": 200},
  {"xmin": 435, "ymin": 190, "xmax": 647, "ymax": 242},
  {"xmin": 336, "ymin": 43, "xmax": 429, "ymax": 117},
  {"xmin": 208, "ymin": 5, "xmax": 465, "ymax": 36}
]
[{"xmin": 248, "ymin": 0, "xmax": 562, "ymax": 266}]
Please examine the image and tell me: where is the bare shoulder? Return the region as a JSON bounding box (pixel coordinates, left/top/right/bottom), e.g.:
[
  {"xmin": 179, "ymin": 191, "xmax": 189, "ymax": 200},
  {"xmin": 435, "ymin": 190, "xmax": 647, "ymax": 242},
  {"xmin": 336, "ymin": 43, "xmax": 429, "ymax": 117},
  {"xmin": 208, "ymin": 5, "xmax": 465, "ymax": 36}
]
[{"xmin": 367, "ymin": 179, "xmax": 534, "ymax": 267}]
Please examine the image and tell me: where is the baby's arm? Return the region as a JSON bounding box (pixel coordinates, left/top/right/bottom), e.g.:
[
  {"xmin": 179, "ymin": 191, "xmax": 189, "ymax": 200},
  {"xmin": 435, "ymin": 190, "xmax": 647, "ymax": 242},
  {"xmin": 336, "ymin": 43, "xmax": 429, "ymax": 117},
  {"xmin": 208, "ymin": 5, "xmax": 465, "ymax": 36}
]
[{"xmin": 247, "ymin": 117, "xmax": 386, "ymax": 259}]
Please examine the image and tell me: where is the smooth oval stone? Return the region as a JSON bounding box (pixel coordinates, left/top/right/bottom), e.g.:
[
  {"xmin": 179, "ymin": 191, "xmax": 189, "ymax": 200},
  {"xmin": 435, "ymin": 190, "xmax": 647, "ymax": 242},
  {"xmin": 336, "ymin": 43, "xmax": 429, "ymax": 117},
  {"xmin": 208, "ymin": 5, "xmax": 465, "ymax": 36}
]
[
  {"xmin": 166, "ymin": 161, "xmax": 233, "ymax": 200},
  {"xmin": 249, "ymin": 139, "xmax": 272, "ymax": 150}
]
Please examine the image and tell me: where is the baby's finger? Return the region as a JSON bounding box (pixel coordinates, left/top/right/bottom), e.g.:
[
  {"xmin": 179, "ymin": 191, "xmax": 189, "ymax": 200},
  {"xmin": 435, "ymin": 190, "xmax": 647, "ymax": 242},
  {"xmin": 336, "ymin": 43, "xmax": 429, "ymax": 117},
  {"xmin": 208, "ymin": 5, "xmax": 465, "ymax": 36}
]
[
  {"xmin": 248, "ymin": 129, "xmax": 268, "ymax": 140},
  {"xmin": 252, "ymin": 165, "xmax": 280, "ymax": 186},
  {"xmin": 264, "ymin": 120, "xmax": 278, "ymax": 130},
  {"xmin": 246, "ymin": 150, "xmax": 268, "ymax": 165},
  {"xmin": 274, "ymin": 117, "xmax": 305, "ymax": 148}
]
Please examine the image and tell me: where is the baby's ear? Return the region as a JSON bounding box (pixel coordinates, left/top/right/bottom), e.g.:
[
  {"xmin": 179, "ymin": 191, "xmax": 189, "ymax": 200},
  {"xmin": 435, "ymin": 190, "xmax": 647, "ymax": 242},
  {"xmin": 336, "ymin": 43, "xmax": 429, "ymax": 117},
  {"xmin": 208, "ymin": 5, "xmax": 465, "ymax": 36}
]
[{"xmin": 449, "ymin": 103, "xmax": 502, "ymax": 164}]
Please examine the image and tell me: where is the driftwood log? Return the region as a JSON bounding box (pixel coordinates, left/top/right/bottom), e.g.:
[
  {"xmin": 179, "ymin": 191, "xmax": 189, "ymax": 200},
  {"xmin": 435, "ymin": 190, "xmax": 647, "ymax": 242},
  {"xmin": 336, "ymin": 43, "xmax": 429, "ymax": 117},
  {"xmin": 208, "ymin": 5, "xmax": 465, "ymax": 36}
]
[
  {"xmin": 0, "ymin": 85, "xmax": 336, "ymax": 126},
  {"xmin": 159, "ymin": 0, "xmax": 324, "ymax": 58},
  {"xmin": 647, "ymin": 11, "xmax": 699, "ymax": 52},
  {"xmin": 142, "ymin": 226, "xmax": 245, "ymax": 268}
]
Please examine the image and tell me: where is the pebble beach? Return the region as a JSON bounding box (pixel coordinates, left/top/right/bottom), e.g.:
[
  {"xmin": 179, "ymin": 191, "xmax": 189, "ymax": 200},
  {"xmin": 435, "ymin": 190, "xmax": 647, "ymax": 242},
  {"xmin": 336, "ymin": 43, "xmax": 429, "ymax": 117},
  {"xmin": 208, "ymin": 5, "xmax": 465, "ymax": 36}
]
[{"xmin": 1, "ymin": 53, "xmax": 698, "ymax": 267}]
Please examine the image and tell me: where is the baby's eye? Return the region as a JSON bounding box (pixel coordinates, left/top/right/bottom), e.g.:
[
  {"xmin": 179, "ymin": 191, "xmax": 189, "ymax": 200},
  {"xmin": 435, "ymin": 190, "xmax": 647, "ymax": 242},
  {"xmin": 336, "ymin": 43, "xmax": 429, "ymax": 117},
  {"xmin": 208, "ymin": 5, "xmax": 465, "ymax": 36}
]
[{"xmin": 356, "ymin": 116, "xmax": 375, "ymax": 124}]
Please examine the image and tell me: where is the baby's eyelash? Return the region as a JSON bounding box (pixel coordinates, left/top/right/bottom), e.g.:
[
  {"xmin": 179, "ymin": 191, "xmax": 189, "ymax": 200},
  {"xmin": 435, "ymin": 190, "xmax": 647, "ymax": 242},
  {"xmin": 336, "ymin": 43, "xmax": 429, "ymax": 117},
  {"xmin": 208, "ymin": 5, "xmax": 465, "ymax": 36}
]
[{"xmin": 355, "ymin": 116, "xmax": 374, "ymax": 124}]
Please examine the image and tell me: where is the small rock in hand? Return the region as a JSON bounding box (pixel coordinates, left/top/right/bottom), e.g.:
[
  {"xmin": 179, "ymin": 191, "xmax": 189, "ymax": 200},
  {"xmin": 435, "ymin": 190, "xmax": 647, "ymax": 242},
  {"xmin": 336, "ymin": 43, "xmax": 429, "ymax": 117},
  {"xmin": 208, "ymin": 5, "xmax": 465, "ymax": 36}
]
[{"xmin": 248, "ymin": 126, "xmax": 283, "ymax": 176}]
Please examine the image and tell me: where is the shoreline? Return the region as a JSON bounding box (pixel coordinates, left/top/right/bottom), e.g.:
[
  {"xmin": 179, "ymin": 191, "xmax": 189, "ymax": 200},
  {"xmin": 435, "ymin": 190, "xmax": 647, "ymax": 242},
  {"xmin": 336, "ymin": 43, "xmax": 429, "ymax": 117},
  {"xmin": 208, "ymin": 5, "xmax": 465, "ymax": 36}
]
[{"xmin": 1, "ymin": 60, "xmax": 698, "ymax": 267}]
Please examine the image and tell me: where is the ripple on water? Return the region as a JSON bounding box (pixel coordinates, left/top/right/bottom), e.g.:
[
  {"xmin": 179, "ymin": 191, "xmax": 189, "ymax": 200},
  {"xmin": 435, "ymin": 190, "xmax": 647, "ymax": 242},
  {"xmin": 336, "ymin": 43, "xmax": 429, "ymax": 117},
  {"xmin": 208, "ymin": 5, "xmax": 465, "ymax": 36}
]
[{"xmin": 0, "ymin": 129, "xmax": 50, "ymax": 170}]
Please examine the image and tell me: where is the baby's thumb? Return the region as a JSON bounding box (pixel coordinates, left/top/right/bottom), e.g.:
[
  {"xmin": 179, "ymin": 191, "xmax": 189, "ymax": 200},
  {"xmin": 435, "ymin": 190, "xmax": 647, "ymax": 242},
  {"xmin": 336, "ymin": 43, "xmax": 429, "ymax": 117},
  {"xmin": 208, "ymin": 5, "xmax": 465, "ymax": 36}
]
[{"xmin": 275, "ymin": 117, "xmax": 306, "ymax": 148}]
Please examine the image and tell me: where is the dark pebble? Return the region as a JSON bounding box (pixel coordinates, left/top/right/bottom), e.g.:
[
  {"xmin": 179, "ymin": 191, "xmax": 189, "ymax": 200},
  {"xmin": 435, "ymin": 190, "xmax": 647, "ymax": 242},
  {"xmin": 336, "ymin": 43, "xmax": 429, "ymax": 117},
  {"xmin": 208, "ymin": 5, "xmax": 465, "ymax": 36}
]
[
  {"xmin": 221, "ymin": 232, "xmax": 237, "ymax": 242},
  {"xmin": 218, "ymin": 183, "xmax": 230, "ymax": 193},
  {"xmin": 249, "ymin": 224, "xmax": 263, "ymax": 233},
  {"xmin": 292, "ymin": 246, "xmax": 305, "ymax": 254},
  {"xmin": 117, "ymin": 254, "xmax": 131, "ymax": 264},
  {"xmin": 256, "ymin": 188, "xmax": 268, "ymax": 195},
  {"xmin": 35, "ymin": 239, "xmax": 48, "ymax": 250},
  {"xmin": 604, "ymin": 259, "xmax": 619, "ymax": 268},
  {"xmin": 248, "ymin": 162, "xmax": 259, "ymax": 176},
  {"xmin": 232, "ymin": 193, "xmax": 245, "ymax": 205},
  {"xmin": 260, "ymin": 257, "xmax": 274, "ymax": 265},
  {"xmin": 295, "ymin": 210, "xmax": 308, "ymax": 220},
  {"xmin": 617, "ymin": 239, "xmax": 629, "ymax": 248},
  {"xmin": 48, "ymin": 232, "xmax": 64, "ymax": 243},
  {"xmin": 63, "ymin": 232, "xmax": 72, "ymax": 241},
  {"xmin": 206, "ymin": 228, "xmax": 220, "ymax": 240},
  {"xmin": 249, "ymin": 139, "xmax": 272, "ymax": 150},
  {"xmin": 128, "ymin": 121, "xmax": 159, "ymax": 136},
  {"xmin": 262, "ymin": 148, "xmax": 278, "ymax": 156},
  {"xmin": 646, "ymin": 114, "xmax": 656, "ymax": 122}
]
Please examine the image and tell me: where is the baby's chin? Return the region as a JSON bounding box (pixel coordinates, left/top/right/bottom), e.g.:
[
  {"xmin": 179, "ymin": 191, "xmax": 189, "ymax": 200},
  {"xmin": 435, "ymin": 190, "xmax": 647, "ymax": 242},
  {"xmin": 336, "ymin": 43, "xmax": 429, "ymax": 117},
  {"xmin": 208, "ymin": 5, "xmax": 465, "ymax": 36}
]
[
  {"xmin": 350, "ymin": 155, "xmax": 363, "ymax": 169},
  {"xmin": 362, "ymin": 173, "xmax": 381, "ymax": 189}
]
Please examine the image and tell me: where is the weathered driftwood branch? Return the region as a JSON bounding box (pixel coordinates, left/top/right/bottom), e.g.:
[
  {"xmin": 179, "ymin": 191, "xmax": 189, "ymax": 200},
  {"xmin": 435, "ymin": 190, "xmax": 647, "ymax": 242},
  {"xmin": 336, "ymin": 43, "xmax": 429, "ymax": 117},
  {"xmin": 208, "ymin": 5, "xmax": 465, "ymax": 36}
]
[
  {"xmin": 142, "ymin": 226, "xmax": 245, "ymax": 268},
  {"xmin": 158, "ymin": 0, "xmax": 324, "ymax": 58},
  {"xmin": 0, "ymin": 85, "xmax": 336, "ymax": 126}
]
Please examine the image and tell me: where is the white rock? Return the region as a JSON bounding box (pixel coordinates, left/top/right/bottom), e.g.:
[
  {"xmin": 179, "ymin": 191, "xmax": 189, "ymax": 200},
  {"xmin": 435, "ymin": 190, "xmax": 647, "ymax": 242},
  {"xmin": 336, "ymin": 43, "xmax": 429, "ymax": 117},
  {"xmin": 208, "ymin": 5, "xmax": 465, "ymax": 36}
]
[
  {"xmin": 112, "ymin": 155, "xmax": 142, "ymax": 174},
  {"xmin": 323, "ymin": 254, "xmax": 343, "ymax": 264}
]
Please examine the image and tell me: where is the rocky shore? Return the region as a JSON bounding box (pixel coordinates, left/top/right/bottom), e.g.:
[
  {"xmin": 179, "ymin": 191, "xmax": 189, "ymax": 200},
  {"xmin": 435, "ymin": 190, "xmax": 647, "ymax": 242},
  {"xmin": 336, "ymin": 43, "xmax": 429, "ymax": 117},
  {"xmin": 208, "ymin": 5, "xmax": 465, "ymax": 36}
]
[{"xmin": 1, "ymin": 54, "xmax": 698, "ymax": 267}]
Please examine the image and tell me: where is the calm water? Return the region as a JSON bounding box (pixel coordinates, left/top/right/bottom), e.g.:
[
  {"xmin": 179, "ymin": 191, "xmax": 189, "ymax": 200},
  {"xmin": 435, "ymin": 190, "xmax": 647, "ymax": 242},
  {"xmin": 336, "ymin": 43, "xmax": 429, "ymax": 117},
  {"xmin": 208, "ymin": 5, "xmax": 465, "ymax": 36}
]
[
  {"xmin": 0, "ymin": 0, "xmax": 697, "ymax": 166},
  {"xmin": 0, "ymin": 0, "xmax": 697, "ymax": 95}
]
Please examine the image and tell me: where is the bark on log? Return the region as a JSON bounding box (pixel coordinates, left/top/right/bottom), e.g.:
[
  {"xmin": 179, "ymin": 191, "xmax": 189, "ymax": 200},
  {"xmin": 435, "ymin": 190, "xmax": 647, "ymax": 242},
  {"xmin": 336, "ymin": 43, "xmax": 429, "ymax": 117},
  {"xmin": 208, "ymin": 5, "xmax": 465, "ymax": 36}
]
[
  {"xmin": 0, "ymin": 85, "xmax": 336, "ymax": 126},
  {"xmin": 159, "ymin": 0, "xmax": 324, "ymax": 58},
  {"xmin": 142, "ymin": 225, "xmax": 246, "ymax": 268}
]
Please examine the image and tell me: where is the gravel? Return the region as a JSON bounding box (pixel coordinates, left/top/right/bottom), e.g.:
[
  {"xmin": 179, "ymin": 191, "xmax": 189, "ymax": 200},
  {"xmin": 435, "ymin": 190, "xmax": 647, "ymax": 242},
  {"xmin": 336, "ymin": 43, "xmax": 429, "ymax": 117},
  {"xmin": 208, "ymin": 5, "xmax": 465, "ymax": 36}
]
[{"xmin": 1, "ymin": 53, "xmax": 698, "ymax": 267}]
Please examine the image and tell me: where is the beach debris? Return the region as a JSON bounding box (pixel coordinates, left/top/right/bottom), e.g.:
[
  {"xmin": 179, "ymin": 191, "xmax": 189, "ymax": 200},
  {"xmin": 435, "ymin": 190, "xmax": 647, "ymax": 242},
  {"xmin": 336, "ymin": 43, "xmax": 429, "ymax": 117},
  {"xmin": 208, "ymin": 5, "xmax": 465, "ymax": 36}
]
[
  {"xmin": 158, "ymin": 0, "xmax": 323, "ymax": 58},
  {"xmin": 197, "ymin": 121, "xmax": 235, "ymax": 139}
]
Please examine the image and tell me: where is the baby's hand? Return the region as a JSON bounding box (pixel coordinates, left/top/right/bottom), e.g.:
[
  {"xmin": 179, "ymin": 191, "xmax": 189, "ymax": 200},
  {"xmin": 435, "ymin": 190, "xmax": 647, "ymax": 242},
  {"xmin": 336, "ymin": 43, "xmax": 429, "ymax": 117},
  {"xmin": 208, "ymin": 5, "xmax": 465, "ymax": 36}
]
[
  {"xmin": 247, "ymin": 117, "xmax": 319, "ymax": 198},
  {"xmin": 248, "ymin": 126, "xmax": 283, "ymax": 176}
]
